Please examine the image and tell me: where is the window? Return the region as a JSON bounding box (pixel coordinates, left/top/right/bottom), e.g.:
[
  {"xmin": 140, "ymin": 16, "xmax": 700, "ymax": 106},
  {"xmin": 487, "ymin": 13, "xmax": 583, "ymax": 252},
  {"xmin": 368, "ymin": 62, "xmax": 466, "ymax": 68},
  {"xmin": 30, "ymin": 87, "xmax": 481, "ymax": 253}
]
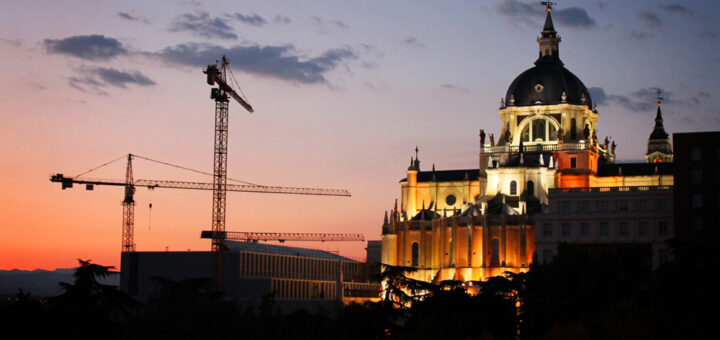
[
  {"xmin": 577, "ymin": 200, "xmax": 589, "ymax": 212},
  {"xmin": 445, "ymin": 194, "xmax": 456, "ymax": 206},
  {"xmin": 542, "ymin": 249, "xmax": 553, "ymax": 264},
  {"xmin": 561, "ymin": 223, "xmax": 571, "ymax": 237},
  {"xmin": 510, "ymin": 181, "xmax": 517, "ymax": 195},
  {"xmin": 599, "ymin": 222, "xmax": 609, "ymax": 236},
  {"xmin": 691, "ymin": 147, "xmax": 702, "ymax": 161},
  {"xmin": 636, "ymin": 200, "xmax": 648, "ymax": 212},
  {"xmin": 580, "ymin": 222, "xmax": 590, "ymax": 237},
  {"xmin": 542, "ymin": 223, "xmax": 553, "ymax": 237},
  {"xmin": 691, "ymin": 169, "xmax": 702, "ymax": 184},
  {"xmin": 617, "ymin": 200, "xmax": 629, "ymax": 212},
  {"xmin": 559, "ymin": 201, "xmax": 571, "ymax": 213},
  {"xmin": 658, "ymin": 221, "xmax": 668, "ymax": 236},
  {"xmin": 638, "ymin": 221, "xmax": 649, "ymax": 236},
  {"xmin": 411, "ymin": 242, "xmax": 419, "ymax": 266},
  {"xmin": 491, "ymin": 239, "xmax": 500, "ymax": 266},
  {"xmin": 570, "ymin": 158, "xmax": 577, "ymax": 168},
  {"xmin": 570, "ymin": 118, "xmax": 577, "ymax": 139},
  {"xmin": 659, "ymin": 250, "xmax": 669, "ymax": 265},
  {"xmin": 693, "ymin": 217, "xmax": 703, "ymax": 232},
  {"xmin": 597, "ymin": 200, "xmax": 608, "ymax": 212},
  {"xmin": 526, "ymin": 180, "xmax": 534, "ymax": 196},
  {"xmin": 692, "ymin": 193, "xmax": 703, "ymax": 208},
  {"xmin": 655, "ymin": 199, "xmax": 667, "ymax": 211},
  {"xmin": 520, "ymin": 118, "xmax": 558, "ymax": 143},
  {"xmin": 618, "ymin": 222, "xmax": 629, "ymax": 236}
]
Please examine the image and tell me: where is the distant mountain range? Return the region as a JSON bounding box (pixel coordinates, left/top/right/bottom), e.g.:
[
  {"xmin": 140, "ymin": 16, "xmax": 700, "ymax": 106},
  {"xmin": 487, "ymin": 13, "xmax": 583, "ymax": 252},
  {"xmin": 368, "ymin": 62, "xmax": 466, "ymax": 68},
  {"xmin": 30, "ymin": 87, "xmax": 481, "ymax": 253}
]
[{"xmin": 0, "ymin": 268, "xmax": 120, "ymax": 297}]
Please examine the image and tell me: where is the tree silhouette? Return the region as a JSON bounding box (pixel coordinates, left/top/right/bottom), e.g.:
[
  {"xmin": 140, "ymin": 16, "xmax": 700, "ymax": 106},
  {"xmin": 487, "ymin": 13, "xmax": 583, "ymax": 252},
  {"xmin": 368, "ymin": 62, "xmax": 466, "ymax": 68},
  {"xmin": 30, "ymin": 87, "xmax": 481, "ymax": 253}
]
[
  {"xmin": 48, "ymin": 259, "xmax": 137, "ymax": 340},
  {"xmin": 374, "ymin": 264, "xmax": 433, "ymax": 308}
]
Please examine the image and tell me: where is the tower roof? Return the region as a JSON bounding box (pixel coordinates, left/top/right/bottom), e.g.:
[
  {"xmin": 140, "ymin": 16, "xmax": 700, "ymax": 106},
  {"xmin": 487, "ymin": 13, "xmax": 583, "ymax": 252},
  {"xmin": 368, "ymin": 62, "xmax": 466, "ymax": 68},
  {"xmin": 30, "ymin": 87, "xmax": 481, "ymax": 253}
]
[
  {"xmin": 649, "ymin": 102, "xmax": 669, "ymax": 140},
  {"xmin": 542, "ymin": 7, "xmax": 556, "ymax": 35},
  {"xmin": 504, "ymin": 5, "xmax": 592, "ymax": 109}
]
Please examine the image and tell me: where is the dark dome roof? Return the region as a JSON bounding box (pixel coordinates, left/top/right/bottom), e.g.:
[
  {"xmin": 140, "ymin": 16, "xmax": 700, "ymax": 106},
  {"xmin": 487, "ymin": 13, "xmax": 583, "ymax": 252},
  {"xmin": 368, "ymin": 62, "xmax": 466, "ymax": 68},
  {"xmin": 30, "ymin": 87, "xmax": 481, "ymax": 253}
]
[{"xmin": 505, "ymin": 62, "xmax": 591, "ymax": 108}]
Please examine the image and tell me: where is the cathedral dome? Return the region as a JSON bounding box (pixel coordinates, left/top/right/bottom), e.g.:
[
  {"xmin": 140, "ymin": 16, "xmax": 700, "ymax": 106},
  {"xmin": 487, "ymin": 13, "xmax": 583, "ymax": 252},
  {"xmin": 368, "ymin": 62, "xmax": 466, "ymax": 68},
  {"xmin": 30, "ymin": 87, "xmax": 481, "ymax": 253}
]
[
  {"xmin": 505, "ymin": 63, "xmax": 591, "ymax": 108},
  {"xmin": 504, "ymin": 6, "xmax": 592, "ymax": 109}
]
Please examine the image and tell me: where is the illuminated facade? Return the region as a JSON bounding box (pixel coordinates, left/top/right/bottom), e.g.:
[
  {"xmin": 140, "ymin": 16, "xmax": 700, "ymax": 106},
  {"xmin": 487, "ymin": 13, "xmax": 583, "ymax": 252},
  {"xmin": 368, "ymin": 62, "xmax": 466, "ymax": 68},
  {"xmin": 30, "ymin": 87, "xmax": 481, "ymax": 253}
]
[{"xmin": 380, "ymin": 7, "xmax": 674, "ymax": 283}]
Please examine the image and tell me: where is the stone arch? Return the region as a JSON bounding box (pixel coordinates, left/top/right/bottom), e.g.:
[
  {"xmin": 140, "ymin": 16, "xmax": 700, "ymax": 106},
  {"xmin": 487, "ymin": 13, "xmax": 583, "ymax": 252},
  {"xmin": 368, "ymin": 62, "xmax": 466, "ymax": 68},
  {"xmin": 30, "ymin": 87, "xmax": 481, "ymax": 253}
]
[{"xmin": 514, "ymin": 115, "xmax": 560, "ymax": 145}]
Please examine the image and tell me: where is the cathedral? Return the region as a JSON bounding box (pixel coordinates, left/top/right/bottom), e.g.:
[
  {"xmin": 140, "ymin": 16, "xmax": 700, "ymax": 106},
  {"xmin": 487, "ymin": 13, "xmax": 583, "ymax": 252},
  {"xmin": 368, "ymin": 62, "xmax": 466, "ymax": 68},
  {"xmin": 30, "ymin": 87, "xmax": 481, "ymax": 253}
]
[{"xmin": 380, "ymin": 5, "xmax": 674, "ymax": 283}]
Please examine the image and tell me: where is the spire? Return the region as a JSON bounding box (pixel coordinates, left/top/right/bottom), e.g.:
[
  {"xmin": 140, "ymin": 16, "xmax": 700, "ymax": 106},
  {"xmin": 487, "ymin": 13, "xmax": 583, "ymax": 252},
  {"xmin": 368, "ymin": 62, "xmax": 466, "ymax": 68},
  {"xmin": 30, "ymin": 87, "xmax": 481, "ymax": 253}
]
[
  {"xmin": 536, "ymin": 2, "xmax": 562, "ymax": 65},
  {"xmin": 649, "ymin": 100, "xmax": 669, "ymax": 140},
  {"xmin": 645, "ymin": 92, "xmax": 673, "ymax": 163},
  {"xmin": 408, "ymin": 156, "xmax": 417, "ymax": 171},
  {"xmin": 414, "ymin": 146, "xmax": 420, "ymax": 170},
  {"xmin": 543, "ymin": 3, "xmax": 555, "ymax": 31}
]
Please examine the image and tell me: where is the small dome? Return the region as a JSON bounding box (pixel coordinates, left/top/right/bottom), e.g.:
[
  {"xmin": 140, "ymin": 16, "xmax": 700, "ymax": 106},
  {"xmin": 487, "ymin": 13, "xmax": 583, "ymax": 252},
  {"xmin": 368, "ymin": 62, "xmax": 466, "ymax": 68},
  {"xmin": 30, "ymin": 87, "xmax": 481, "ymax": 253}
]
[{"xmin": 505, "ymin": 62, "xmax": 591, "ymax": 109}]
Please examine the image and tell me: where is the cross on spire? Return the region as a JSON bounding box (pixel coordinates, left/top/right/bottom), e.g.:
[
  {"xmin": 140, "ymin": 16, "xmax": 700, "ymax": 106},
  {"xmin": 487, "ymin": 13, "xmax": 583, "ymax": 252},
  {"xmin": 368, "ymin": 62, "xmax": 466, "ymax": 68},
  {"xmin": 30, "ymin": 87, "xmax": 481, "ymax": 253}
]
[
  {"xmin": 655, "ymin": 88, "xmax": 664, "ymax": 106},
  {"xmin": 540, "ymin": 1, "xmax": 556, "ymax": 11}
]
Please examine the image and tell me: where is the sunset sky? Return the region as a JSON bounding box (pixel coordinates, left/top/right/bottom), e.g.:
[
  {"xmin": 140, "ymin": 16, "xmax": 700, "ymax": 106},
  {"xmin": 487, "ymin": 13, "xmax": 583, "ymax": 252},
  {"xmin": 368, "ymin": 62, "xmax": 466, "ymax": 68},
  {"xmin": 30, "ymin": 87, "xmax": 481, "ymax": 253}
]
[{"xmin": 1, "ymin": 0, "xmax": 719, "ymax": 270}]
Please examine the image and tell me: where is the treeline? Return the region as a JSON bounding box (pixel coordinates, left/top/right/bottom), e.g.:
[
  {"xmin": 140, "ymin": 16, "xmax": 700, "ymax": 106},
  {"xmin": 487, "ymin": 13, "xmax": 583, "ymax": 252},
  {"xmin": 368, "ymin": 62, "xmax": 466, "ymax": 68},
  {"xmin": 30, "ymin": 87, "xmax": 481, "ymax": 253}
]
[{"xmin": 2, "ymin": 247, "xmax": 718, "ymax": 339}]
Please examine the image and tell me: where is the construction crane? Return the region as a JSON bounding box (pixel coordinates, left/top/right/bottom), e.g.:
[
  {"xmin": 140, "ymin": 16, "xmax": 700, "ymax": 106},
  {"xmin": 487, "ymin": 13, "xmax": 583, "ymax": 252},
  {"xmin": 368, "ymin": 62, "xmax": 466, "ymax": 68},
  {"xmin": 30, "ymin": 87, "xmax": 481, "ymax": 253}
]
[
  {"xmin": 203, "ymin": 55, "xmax": 254, "ymax": 290},
  {"xmin": 50, "ymin": 154, "xmax": 351, "ymax": 252},
  {"xmin": 201, "ymin": 231, "xmax": 365, "ymax": 243}
]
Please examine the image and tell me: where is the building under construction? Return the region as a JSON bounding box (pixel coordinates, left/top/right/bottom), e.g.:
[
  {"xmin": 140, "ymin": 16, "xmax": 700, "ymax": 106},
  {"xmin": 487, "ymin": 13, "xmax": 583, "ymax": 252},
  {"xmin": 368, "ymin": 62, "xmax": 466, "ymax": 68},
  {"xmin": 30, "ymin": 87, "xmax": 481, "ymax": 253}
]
[{"xmin": 120, "ymin": 241, "xmax": 381, "ymax": 312}]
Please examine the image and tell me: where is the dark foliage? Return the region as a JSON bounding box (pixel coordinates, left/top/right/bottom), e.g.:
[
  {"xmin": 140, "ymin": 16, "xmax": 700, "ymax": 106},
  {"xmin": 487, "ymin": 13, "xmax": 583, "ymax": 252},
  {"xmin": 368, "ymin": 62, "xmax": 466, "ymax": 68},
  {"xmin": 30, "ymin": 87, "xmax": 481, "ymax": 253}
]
[{"xmin": 2, "ymin": 249, "xmax": 718, "ymax": 339}]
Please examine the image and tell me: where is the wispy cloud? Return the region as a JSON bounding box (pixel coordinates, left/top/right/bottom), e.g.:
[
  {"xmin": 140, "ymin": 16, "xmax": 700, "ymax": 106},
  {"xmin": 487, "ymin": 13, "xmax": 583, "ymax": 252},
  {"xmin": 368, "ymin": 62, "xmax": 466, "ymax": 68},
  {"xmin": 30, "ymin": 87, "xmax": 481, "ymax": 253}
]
[
  {"xmin": 91, "ymin": 67, "xmax": 156, "ymax": 88},
  {"xmin": 118, "ymin": 12, "xmax": 150, "ymax": 24},
  {"xmin": 697, "ymin": 30, "xmax": 717, "ymax": 40},
  {"xmin": 496, "ymin": 0, "xmax": 535, "ymax": 17},
  {"xmin": 274, "ymin": 15, "xmax": 291, "ymax": 24},
  {"xmin": 628, "ymin": 30, "xmax": 654, "ymax": 40},
  {"xmin": 440, "ymin": 83, "xmax": 469, "ymax": 93},
  {"xmin": 309, "ymin": 16, "xmax": 349, "ymax": 34},
  {"xmin": 68, "ymin": 75, "xmax": 108, "ymax": 96},
  {"xmin": 658, "ymin": 4, "xmax": 694, "ymax": 16},
  {"xmin": 638, "ymin": 11, "xmax": 662, "ymax": 27},
  {"xmin": 152, "ymin": 43, "xmax": 356, "ymax": 84},
  {"xmin": 403, "ymin": 37, "xmax": 425, "ymax": 49},
  {"xmin": 0, "ymin": 37, "xmax": 22, "ymax": 47},
  {"xmin": 607, "ymin": 95, "xmax": 654, "ymax": 112},
  {"xmin": 554, "ymin": 7, "xmax": 596, "ymax": 29},
  {"xmin": 68, "ymin": 67, "xmax": 155, "ymax": 95},
  {"xmin": 226, "ymin": 12, "xmax": 266, "ymax": 26},
  {"xmin": 602, "ymin": 87, "xmax": 705, "ymax": 113},
  {"xmin": 588, "ymin": 87, "xmax": 607, "ymax": 105},
  {"xmin": 44, "ymin": 35, "xmax": 127, "ymax": 60},
  {"xmin": 169, "ymin": 11, "xmax": 237, "ymax": 40},
  {"xmin": 496, "ymin": 1, "xmax": 596, "ymax": 29}
]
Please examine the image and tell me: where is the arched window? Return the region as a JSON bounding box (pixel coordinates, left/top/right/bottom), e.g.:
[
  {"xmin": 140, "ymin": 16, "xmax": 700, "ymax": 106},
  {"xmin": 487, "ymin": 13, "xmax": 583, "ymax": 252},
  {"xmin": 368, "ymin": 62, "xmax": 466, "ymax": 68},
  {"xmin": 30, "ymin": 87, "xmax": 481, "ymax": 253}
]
[
  {"xmin": 510, "ymin": 181, "xmax": 517, "ymax": 195},
  {"xmin": 527, "ymin": 180, "xmax": 534, "ymax": 196},
  {"xmin": 411, "ymin": 242, "xmax": 419, "ymax": 267},
  {"xmin": 491, "ymin": 238, "xmax": 500, "ymax": 266},
  {"xmin": 570, "ymin": 118, "xmax": 577, "ymax": 140},
  {"xmin": 519, "ymin": 117, "xmax": 558, "ymax": 143}
]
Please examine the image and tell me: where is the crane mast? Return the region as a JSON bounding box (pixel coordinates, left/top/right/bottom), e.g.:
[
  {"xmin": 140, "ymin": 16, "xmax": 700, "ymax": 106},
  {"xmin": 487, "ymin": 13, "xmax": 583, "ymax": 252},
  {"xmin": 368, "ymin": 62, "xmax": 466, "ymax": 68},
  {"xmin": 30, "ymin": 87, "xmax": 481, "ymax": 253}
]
[
  {"xmin": 122, "ymin": 154, "xmax": 135, "ymax": 252},
  {"xmin": 204, "ymin": 55, "xmax": 254, "ymax": 290}
]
